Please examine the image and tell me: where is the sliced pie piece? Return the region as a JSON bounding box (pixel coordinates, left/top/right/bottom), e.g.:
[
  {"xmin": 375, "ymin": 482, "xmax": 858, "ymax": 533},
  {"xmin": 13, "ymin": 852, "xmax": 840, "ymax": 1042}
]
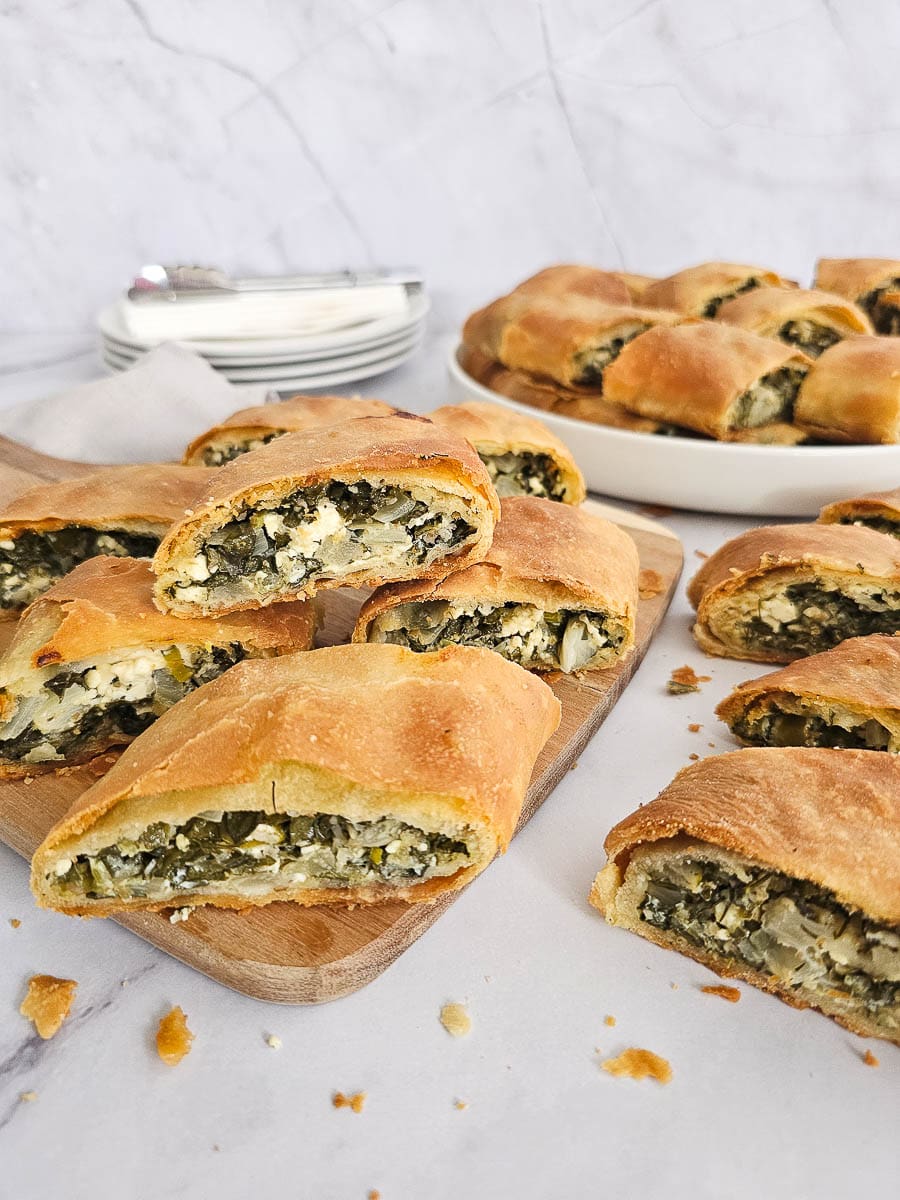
[
  {"xmin": 715, "ymin": 287, "xmax": 872, "ymax": 357},
  {"xmin": 355, "ymin": 496, "xmax": 638, "ymax": 673},
  {"xmin": 428, "ymin": 401, "xmax": 585, "ymax": 503},
  {"xmin": 716, "ymin": 635, "xmax": 900, "ymax": 752},
  {"xmin": 601, "ymin": 322, "xmax": 811, "ymax": 440},
  {"xmin": 31, "ymin": 643, "xmax": 561, "ymax": 914},
  {"xmin": 641, "ymin": 262, "xmax": 795, "ymax": 317},
  {"xmin": 182, "ymin": 394, "xmax": 396, "ymax": 466},
  {"xmin": 0, "ymin": 556, "xmax": 315, "ymax": 774},
  {"xmin": 813, "ymin": 257, "xmax": 900, "ymax": 333},
  {"xmin": 819, "ymin": 487, "xmax": 900, "ymax": 538},
  {"xmin": 688, "ymin": 523, "xmax": 900, "ymax": 662},
  {"xmin": 0, "ymin": 465, "xmax": 212, "ymax": 611},
  {"xmin": 153, "ymin": 414, "xmax": 499, "ymax": 616},
  {"xmin": 795, "ymin": 337, "xmax": 900, "ymax": 443},
  {"xmin": 590, "ymin": 748, "xmax": 900, "ymax": 1044}
]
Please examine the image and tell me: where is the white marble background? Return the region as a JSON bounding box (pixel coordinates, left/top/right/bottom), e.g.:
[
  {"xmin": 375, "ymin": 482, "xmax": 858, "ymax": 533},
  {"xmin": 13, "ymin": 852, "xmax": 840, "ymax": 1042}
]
[{"xmin": 4, "ymin": 0, "xmax": 900, "ymax": 335}]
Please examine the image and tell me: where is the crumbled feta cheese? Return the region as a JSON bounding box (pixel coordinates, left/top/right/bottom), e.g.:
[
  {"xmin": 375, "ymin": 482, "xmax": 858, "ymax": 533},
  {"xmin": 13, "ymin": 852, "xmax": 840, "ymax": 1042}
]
[
  {"xmin": 54, "ymin": 858, "xmax": 72, "ymax": 877},
  {"xmin": 168, "ymin": 907, "xmax": 192, "ymax": 924}
]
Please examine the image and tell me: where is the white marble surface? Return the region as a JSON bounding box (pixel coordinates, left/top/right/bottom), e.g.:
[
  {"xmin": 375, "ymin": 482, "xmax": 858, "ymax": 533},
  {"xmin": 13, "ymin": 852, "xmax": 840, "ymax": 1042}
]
[{"xmin": 0, "ymin": 334, "xmax": 896, "ymax": 1200}]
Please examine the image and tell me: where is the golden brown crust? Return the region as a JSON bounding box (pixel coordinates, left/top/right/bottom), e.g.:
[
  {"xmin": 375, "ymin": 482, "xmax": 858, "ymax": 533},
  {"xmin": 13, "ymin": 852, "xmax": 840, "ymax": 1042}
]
[
  {"xmin": 608, "ymin": 272, "xmax": 659, "ymax": 302},
  {"xmin": 641, "ymin": 262, "xmax": 795, "ymax": 315},
  {"xmin": 797, "ymin": 337, "xmax": 900, "ymax": 443},
  {"xmin": 20, "ymin": 974, "xmax": 78, "ymax": 1039},
  {"xmin": 182, "ymin": 395, "xmax": 396, "ymax": 464},
  {"xmin": 716, "ymin": 287, "xmax": 873, "ymax": 338},
  {"xmin": 353, "ymin": 496, "xmax": 639, "ymax": 658},
  {"xmin": 819, "ymin": 487, "xmax": 900, "ymax": 526},
  {"xmin": 427, "ymin": 400, "xmax": 586, "ymax": 504},
  {"xmin": 715, "ymin": 634, "xmax": 900, "ymax": 734},
  {"xmin": 31, "ymin": 644, "xmax": 561, "ymax": 914},
  {"xmin": 511, "ymin": 264, "xmax": 632, "ymax": 305},
  {"xmin": 153, "ymin": 414, "xmax": 501, "ymax": 615},
  {"xmin": 813, "ymin": 257, "xmax": 900, "ymax": 301},
  {"xmin": 0, "ymin": 465, "xmax": 214, "ymax": 538},
  {"xmin": 601, "ymin": 322, "xmax": 811, "ymax": 439}
]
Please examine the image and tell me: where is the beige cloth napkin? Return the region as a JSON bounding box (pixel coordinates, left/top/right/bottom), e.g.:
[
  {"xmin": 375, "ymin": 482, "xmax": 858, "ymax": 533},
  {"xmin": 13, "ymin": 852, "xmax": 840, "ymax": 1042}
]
[{"xmin": 0, "ymin": 344, "xmax": 272, "ymax": 464}]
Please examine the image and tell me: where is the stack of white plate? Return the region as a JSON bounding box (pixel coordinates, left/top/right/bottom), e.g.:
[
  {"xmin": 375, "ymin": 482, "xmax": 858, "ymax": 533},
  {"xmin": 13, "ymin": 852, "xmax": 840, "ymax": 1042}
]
[{"xmin": 98, "ymin": 289, "xmax": 429, "ymax": 391}]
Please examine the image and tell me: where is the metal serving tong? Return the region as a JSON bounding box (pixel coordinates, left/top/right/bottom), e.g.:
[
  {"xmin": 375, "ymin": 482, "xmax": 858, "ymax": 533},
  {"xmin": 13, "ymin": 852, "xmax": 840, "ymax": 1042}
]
[{"xmin": 128, "ymin": 264, "xmax": 423, "ymax": 302}]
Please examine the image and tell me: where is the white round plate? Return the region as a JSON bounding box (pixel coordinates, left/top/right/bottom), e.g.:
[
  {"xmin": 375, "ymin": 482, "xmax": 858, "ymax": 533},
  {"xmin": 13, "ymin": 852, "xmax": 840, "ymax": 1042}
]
[
  {"xmin": 447, "ymin": 343, "xmax": 900, "ymax": 516},
  {"xmin": 97, "ymin": 293, "xmax": 430, "ymax": 359}
]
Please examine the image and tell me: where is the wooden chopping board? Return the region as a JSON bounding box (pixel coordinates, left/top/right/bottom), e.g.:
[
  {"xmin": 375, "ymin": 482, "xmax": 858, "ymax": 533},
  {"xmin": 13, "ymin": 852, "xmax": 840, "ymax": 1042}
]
[{"xmin": 0, "ymin": 436, "xmax": 683, "ymax": 1003}]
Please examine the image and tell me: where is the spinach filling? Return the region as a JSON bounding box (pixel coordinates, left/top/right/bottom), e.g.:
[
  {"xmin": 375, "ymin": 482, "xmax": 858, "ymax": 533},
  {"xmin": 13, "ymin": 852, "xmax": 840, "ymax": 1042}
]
[
  {"xmin": 859, "ymin": 280, "xmax": 900, "ymax": 333},
  {"xmin": 701, "ymin": 277, "xmax": 760, "ymax": 318},
  {"xmin": 200, "ymin": 432, "xmax": 280, "ymax": 467},
  {"xmin": 639, "ymin": 856, "xmax": 900, "ymax": 1026},
  {"xmin": 51, "ymin": 810, "xmax": 474, "ymax": 901},
  {"xmin": 837, "ymin": 515, "xmax": 900, "ymax": 539},
  {"xmin": 743, "ymin": 581, "xmax": 900, "ymax": 655},
  {"xmin": 732, "ymin": 705, "xmax": 894, "ymax": 751},
  {"xmin": 733, "ymin": 365, "xmax": 808, "ymax": 428},
  {"xmin": 482, "ymin": 452, "xmax": 565, "ymax": 500},
  {"xmin": 572, "ymin": 326, "xmax": 649, "ymax": 387},
  {"xmin": 0, "ymin": 645, "xmax": 244, "ymax": 764},
  {"xmin": 167, "ymin": 480, "xmax": 476, "ymax": 605},
  {"xmin": 777, "ymin": 320, "xmax": 841, "ymax": 358},
  {"xmin": 370, "ymin": 601, "xmax": 624, "ymax": 672},
  {"xmin": 0, "ymin": 527, "xmax": 160, "ymax": 609}
]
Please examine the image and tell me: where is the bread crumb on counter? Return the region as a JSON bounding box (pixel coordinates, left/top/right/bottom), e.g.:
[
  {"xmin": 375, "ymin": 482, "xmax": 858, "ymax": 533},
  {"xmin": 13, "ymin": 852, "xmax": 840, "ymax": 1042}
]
[
  {"xmin": 156, "ymin": 1006, "xmax": 194, "ymax": 1066},
  {"xmin": 701, "ymin": 984, "xmax": 741, "ymax": 1003},
  {"xmin": 20, "ymin": 1090, "xmax": 37, "ymax": 1103},
  {"xmin": 333, "ymin": 1090, "xmax": 366, "ymax": 1113},
  {"xmin": 20, "ymin": 975, "xmax": 77, "ymax": 1039},
  {"xmin": 368, "ymin": 1190, "xmax": 381, "ymax": 1200},
  {"xmin": 667, "ymin": 665, "xmax": 712, "ymax": 695},
  {"xmin": 9, "ymin": 918, "xmax": 20, "ymax": 929},
  {"xmin": 694, "ymin": 549, "xmax": 709, "ymax": 559},
  {"xmin": 265, "ymin": 1034, "xmax": 282, "ymax": 1050},
  {"xmin": 637, "ymin": 503, "xmax": 674, "ymax": 518},
  {"xmin": 863, "ymin": 1049, "xmax": 880, "ymax": 1068},
  {"xmin": 638, "ymin": 568, "xmax": 665, "ymax": 599},
  {"xmin": 688, "ymin": 753, "xmax": 700, "ymax": 761},
  {"xmin": 440, "ymin": 1002, "xmax": 472, "ymax": 1038},
  {"xmin": 601, "ymin": 1047, "xmax": 672, "ymax": 1084},
  {"xmin": 604, "ymin": 1014, "xmax": 616, "ymax": 1027},
  {"xmin": 688, "ymin": 723, "xmax": 702, "ymax": 733},
  {"xmin": 454, "ymin": 1098, "xmax": 469, "ymax": 1110}
]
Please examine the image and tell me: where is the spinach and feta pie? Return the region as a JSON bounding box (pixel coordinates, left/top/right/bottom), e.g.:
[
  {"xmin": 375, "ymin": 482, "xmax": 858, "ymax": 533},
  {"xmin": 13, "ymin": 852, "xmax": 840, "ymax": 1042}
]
[
  {"xmin": 688, "ymin": 523, "xmax": 900, "ymax": 662},
  {"xmin": 795, "ymin": 337, "xmax": 900, "ymax": 443},
  {"xmin": 153, "ymin": 413, "xmax": 500, "ymax": 617},
  {"xmin": 717, "ymin": 635, "xmax": 900, "ymax": 752},
  {"xmin": 715, "ymin": 287, "xmax": 873, "ymax": 357},
  {"xmin": 0, "ymin": 556, "xmax": 315, "ymax": 775},
  {"xmin": 601, "ymin": 323, "xmax": 812, "ymax": 442},
  {"xmin": 428, "ymin": 400, "xmax": 585, "ymax": 503},
  {"xmin": 31, "ymin": 643, "xmax": 561, "ymax": 914},
  {"xmin": 355, "ymin": 496, "xmax": 639, "ymax": 673},
  {"xmin": 590, "ymin": 748, "xmax": 900, "ymax": 1044},
  {"xmin": 641, "ymin": 261, "xmax": 795, "ymax": 317},
  {"xmin": 0, "ymin": 464, "xmax": 213, "ymax": 611},
  {"xmin": 819, "ymin": 487, "xmax": 900, "ymax": 538},
  {"xmin": 182, "ymin": 394, "xmax": 396, "ymax": 466},
  {"xmin": 814, "ymin": 257, "xmax": 900, "ymax": 333}
]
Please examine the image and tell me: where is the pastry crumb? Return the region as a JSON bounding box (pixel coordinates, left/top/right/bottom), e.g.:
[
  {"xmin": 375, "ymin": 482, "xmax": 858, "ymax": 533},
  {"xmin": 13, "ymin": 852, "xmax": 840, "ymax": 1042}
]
[
  {"xmin": 23, "ymin": 775, "xmax": 34, "ymax": 785},
  {"xmin": 440, "ymin": 1002, "xmax": 472, "ymax": 1038},
  {"xmin": 688, "ymin": 752, "xmax": 700, "ymax": 761},
  {"xmin": 333, "ymin": 1090, "xmax": 366, "ymax": 1113},
  {"xmin": 670, "ymin": 982, "xmax": 679, "ymax": 990},
  {"xmin": 701, "ymin": 984, "xmax": 741, "ymax": 1003},
  {"xmin": 20, "ymin": 975, "xmax": 77, "ymax": 1039},
  {"xmin": 265, "ymin": 1033, "xmax": 282, "ymax": 1050},
  {"xmin": 168, "ymin": 906, "xmax": 192, "ymax": 924},
  {"xmin": 707, "ymin": 741, "xmax": 716, "ymax": 748},
  {"xmin": 368, "ymin": 1191, "xmax": 381, "ymax": 1200},
  {"xmin": 638, "ymin": 568, "xmax": 665, "ymax": 599},
  {"xmin": 688, "ymin": 723, "xmax": 701, "ymax": 733},
  {"xmin": 569, "ymin": 760, "xmax": 579, "ymax": 771},
  {"xmin": 9, "ymin": 918, "xmax": 20, "ymax": 928},
  {"xmin": 694, "ymin": 549, "xmax": 709, "ymax": 559},
  {"xmin": 454, "ymin": 1099, "xmax": 468, "ymax": 1110},
  {"xmin": 20, "ymin": 1090, "xmax": 37, "ymax": 1103},
  {"xmin": 667, "ymin": 665, "xmax": 712, "ymax": 695},
  {"xmin": 601, "ymin": 1047, "xmax": 672, "ymax": 1085},
  {"xmin": 863, "ymin": 1049, "xmax": 879, "ymax": 1068},
  {"xmin": 604, "ymin": 1014, "xmax": 616, "ymax": 1027},
  {"xmin": 156, "ymin": 1006, "xmax": 194, "ymax": 1066}
]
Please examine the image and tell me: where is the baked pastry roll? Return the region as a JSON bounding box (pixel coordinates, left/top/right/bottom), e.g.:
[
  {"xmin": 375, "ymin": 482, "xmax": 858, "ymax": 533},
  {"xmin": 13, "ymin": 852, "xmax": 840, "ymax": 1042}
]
[
  {"xmin": 463, "ymin": 293, "xmax": 680, "ymax": 389},
  {"xmin": 0, "ymin": 465, "xmax": 212, "ymax": 612},
  {"xmin": 512, "ymin": 264, "xmax": 632, "ymax": 305},
  {"xmin": 182, "ymin": 394, "xmax": 396, "ymax": 466},
  {"xmin": 590, "ymin": 748, "xmax": 900, "ymax": 1043},
  {"xmin": 0, "ymin": 557, "xmax": 314, "ymax": 774},
  {"xmin": 795, "ymin": 337, "xmax": 900, "ymax": 443},
  {"xmin": 688, "ymin": 523, "xmax": 900, "ymax": 662},
  {"xmin": 153, "ymin": 414, "xmax": 499, "ymax": 617},
  {"xmin": 428, "ymin": 400, "xmax": 585, "ymax": 504},
  {"xmin": 354, "ymin": 496, "xmax": 638, "ymax": 673},
  {"xmin": 601, "ymin": 323, "xmax": 812, "ymax": 440},
  {"xmin": 716, "ymin": 287, "xmax": 873, "ymax": 357},
  {"xmin": 819, "ymin": 487, "xmax": 900, "ymax": 538},
  {"xmin": 608, "ymin": 272, "xmax": 658, "ymax": 303},
  {"xmin": 716, "ymin": 635, "xmax": 900, "ymax": 752},
  {"xmin": 31, "ymin": 643, "xmax": 561, "ymax": 914},
  {"xmin": 813, "ymin": 258, "xmax": 900, "ymax": 333},
  {"xmin": 641, "ymin": 262, "xmax": 795, "ymax": 317}
]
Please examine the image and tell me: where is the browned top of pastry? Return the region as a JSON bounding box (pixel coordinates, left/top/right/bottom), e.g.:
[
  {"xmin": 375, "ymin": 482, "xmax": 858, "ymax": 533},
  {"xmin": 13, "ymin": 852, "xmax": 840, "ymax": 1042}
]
[
  {"xmin": 796, "ymin": 336, "xmax": 900, "ymax": 443},
  {"xmin": 641, "ymin": 262, "xmax": 794, "ymax": 315},
  {"xmin": 813, "ymin": 258, "xmax": 900, "ymax": 300},
  {"xmin": 687, "ymin": 522, "xmax": 900, "ymax": 610},
  {"xmin": 716, "ymin": 287, "xmax": 873, "ymax": 335},
  {"xmin": 512, "ymin": 264, "xmax": 632, "ymax": 305},
  {"xmin": 819, "ymin": 487, "xmax": 900, "ymax": 524},
  {"xmin": 603, "ymin": 747, "xmax": 900, "ymax": 923}
]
